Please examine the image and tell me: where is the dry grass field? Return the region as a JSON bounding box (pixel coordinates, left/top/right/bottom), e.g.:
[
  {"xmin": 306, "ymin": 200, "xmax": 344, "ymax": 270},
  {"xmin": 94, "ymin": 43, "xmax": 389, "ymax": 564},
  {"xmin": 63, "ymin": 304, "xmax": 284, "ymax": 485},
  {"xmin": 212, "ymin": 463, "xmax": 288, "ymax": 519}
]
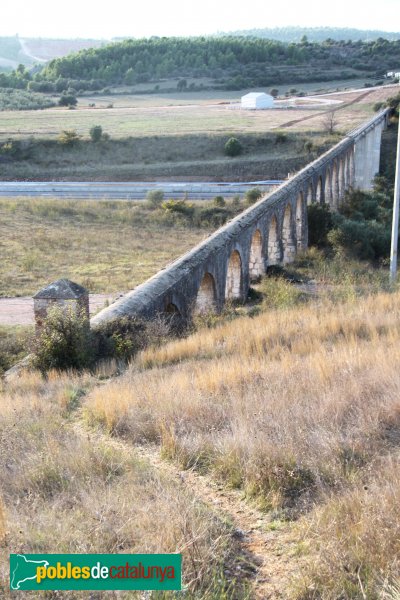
[
  {"xmin": 83, "ymin": 284, "xmax": 400, "ymax": 598},
  {"xmin": 0, "ymin": 197, "xmax": 212, "ymax": 297},
  {"xmin": 2, "ymin": 271, "xmax": 400, "ymax": 598},
  {"xmin": 0, "ymin": 369, "xmax": 244, "ymax": 599}
]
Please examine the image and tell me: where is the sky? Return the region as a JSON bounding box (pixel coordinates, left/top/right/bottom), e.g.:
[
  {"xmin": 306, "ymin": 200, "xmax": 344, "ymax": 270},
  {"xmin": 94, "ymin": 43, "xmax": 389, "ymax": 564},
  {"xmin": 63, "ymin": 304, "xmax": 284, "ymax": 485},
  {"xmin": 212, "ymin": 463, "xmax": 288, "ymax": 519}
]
[{"xmin": 1, "ymin": 0, "xmax": 400, "ymax": 39}]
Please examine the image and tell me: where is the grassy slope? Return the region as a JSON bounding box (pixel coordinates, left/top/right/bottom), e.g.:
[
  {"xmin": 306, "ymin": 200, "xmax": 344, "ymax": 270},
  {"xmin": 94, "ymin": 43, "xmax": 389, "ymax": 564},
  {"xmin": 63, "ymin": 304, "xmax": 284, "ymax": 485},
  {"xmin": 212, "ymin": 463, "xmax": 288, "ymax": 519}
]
[
  {"xmin": 2, "ymin": 259, "xmax": 398, "ymax": 598},
  {"xmin": 0, "ymin": 368, "xmax": 244, "ymax": 599},
  {"xmin": 0, "ymin": 198, "xmax": 212, "ymax": 297},
  {"xmin": 83, "ymin": 266, "xmax": 400, "ymax": 597}
]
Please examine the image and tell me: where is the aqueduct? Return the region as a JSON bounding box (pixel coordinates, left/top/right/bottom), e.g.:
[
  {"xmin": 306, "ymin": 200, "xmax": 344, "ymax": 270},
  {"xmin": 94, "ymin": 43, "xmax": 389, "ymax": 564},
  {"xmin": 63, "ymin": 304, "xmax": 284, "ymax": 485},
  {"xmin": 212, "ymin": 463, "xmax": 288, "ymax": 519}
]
[{"xmin": 91, "ymin": 109, "xmax": 390, "ymax": 327}]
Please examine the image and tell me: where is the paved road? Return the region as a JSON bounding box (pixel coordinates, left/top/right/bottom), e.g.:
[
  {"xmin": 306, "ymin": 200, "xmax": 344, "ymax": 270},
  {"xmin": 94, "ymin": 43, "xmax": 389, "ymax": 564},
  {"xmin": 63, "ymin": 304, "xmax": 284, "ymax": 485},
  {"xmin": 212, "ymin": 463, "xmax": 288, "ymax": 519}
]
[{"xmin": 0, "ymin": 180, "xmax": 283, "ymax": 200}]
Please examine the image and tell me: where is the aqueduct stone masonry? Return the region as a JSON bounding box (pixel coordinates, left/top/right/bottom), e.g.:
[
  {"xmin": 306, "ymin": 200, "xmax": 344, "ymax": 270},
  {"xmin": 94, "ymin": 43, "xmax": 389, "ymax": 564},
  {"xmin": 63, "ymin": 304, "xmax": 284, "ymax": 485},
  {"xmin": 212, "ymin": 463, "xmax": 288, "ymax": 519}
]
[{"xmin": 91, "ymin": 109, "xmax": 390, "ymax": 327}]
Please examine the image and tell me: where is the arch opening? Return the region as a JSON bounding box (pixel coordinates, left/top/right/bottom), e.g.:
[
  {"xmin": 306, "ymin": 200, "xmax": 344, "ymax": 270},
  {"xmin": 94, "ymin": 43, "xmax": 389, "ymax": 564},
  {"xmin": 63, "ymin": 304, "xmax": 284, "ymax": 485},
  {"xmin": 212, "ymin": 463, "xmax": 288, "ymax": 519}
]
[
  {"xmin": 324, "ymin": 169, "xmax": 332, "ymax": 206},
  {"xmin": 267, "ymin": 216, "xmax": 280, "ymax": 265},
  {"xmin": 296, "ymin": 192, "xmax": 305, "ymax": 250},
  {"xmin": 316, "ymin": 177, "xmax": 323, "ymax": 204},
  {"xmin": 306, "ymin": 183, "xmax": 313, "ymax": 205},
  {"xmin": 332, "ymin": 162, "xmax": 339, "ymax": 208},
  {"xmin": 249, "ymin": 229, "xmax": 264, "ymax": 282},
  {"xmin": 225, "ymin": 250, "xmax": 242, "ymax": 300},
  {"xmin": 338, "ymin": 159, "xmax": 345, "ymax": 205},
  {"xmin": 282, "ymin": 204, "xmax": 296, "ymax": 263},
  {"xmin": 195, "ymin": 272, "xmax": 216, "ymax": 313}
]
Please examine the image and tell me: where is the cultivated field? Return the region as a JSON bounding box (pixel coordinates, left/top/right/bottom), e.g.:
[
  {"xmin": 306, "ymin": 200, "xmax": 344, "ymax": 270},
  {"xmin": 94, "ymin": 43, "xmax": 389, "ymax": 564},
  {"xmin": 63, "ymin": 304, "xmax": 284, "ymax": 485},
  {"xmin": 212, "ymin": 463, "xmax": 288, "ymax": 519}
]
[{"xmin": 0, "ymin": 86, "xmax": 396, "ymax": 141}]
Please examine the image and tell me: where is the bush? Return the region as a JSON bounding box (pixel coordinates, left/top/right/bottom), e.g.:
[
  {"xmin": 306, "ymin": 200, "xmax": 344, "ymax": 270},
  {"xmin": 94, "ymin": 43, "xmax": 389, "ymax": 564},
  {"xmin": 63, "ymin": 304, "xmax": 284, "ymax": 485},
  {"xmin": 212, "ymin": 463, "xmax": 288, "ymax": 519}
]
[
  {"xmin": 304, "ymin": 140, "xmax": 313, "ymax": 153},
  {"xmin": 95, "ymin": 315, "xmax": 172, "ymax": 362},
  {"xmin": 146, "ymin": 189, "xmax": 164, "ymax": 208},
  {"xmin": 31, "ymin": 305, "xmax": 94, "ymax": 373},
  {"xmin": 196, "ymin": 206, "xmax": 230, "ymax": 228},
  {"xmin": 0, "ymin": 326, "xmax": 29, "ymax": 375},
  {"xmin": 275, "ymin": 132, "xmax": 288, "ymax": 144},
  {"xmin": 328, "ymin": 218, "xmax": 391, "ymax": 261},
  {"xmin": 307, "ymin": 203, "xmax": 334, "ymax": 248},
  {"xmin": 213, "ymin": 195, "xmax": 225, "ymax": 207},
  {"xmin": 231, "ymin": 195, "xmax": 241, "ymax": 209},
  {"xmin": 58, "ymin": 94, "xmax": 77, "ymax": 107},
  {"xmin": 89, "ymin": 125, "xmax": 103, "ymax": 142},
  {"xmin": 245, "ymin": 187, "xmax": 262, "ymax": 205},
  {"xmin": 161, "ymin": 199, "xmax": 195, "ymax": 220},
  {"xmin": 58, "ymin": 129, "xmax": 81, "ymax": 146},
  {"xmin": 224, "ymin": 137, "xmax": 242, "ymax": 157}
]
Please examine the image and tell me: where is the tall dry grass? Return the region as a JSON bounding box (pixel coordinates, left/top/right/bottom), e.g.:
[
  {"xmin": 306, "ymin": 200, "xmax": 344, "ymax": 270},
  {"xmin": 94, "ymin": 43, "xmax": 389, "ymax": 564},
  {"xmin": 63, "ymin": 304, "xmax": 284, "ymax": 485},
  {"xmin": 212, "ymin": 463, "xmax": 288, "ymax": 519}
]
[
  {"xmin": 0, "ymin": 371, "xmax": 245, "ymax": 599},
  {"xmin": 84, "ymin": 289, "xmax": 400, "ymax": 595},
  {"xmin": 86, "ymin": 291, "xmax": 400, "ymax": 506},
  {"xmin": 294, "ymin": 455, "xmax": 400, "ymax": 598}
]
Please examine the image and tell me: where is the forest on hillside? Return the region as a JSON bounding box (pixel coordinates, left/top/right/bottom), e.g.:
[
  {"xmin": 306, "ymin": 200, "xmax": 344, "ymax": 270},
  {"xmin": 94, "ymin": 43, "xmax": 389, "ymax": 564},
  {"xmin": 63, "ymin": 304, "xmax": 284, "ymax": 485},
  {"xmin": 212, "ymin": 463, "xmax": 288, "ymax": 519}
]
[
  {"xmin": 0, "ymin": 36, "xmax": 399, "ymax": 94},
  {"xmin": 221, "ymin": 26, "xmax": 400, "ymax": 43}
]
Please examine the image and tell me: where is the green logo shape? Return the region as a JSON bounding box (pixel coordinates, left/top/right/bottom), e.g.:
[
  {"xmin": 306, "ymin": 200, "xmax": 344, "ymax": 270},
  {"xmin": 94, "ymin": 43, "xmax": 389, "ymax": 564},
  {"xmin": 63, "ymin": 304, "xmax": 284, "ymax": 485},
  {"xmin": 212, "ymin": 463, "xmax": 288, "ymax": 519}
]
[{"xmin": 10, "ymin": 554, "xmax": 182, "ymax": 591}]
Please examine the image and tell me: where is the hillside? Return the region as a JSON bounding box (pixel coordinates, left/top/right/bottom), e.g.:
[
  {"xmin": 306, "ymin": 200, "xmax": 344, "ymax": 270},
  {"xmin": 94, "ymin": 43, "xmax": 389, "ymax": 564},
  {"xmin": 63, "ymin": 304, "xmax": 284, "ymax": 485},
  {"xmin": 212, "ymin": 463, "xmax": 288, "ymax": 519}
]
[
  {"xmin": 0, "ymin": 36, "xmax": 105, "ymax": 71},
  {"xmin": 1, "ymin": 36, "xmax": 400, "ymax": 93},
  {"xmin": 220, "ymin": 26, "xmax": 400, "ymax": 43}
]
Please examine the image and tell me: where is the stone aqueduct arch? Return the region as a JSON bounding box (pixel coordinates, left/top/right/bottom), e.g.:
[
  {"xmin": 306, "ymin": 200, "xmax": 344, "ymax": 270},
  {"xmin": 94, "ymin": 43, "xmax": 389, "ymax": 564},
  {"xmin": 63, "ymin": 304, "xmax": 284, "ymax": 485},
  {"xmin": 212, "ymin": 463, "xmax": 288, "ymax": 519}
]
[{"xmin": 91, "ymin": 109, "xmax": 390, "ymax": 328}]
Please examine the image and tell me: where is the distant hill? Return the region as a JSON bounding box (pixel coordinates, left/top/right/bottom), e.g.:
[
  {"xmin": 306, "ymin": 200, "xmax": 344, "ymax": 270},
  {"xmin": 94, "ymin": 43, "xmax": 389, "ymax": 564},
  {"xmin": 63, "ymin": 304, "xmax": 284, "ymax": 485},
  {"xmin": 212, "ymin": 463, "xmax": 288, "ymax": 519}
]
[
  {"xmin": 219, "ymin": 27, "xmax": 400, "ymax": 43},
  {"xmin": 1, "ymin": 36, "xmax": 400, "ymax": 94},
  {"xmin": 0, "ymin": 36, "xmax": 106, "ymax": 70}
]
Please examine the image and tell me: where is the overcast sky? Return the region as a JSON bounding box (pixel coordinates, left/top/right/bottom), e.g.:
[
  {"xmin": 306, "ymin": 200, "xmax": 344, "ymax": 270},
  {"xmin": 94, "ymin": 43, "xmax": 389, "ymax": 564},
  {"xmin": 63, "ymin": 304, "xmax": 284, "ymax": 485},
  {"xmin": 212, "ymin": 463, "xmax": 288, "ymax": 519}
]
[{"xmin": 1, "ymin": 0, "xmax": 399, "ymax": 39}]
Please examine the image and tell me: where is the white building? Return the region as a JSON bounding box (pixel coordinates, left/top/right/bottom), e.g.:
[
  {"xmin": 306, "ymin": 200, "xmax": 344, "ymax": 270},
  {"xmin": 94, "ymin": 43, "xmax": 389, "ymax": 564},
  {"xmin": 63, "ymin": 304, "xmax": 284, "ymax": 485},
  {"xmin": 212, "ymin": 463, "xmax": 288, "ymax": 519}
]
[
  {"xmin": 387, "ymin": 71, "xmax": 400, "ymax": 78},
  {"xmin": 241, "ymin": 92, "xmax": 274, "ymax": 110}
]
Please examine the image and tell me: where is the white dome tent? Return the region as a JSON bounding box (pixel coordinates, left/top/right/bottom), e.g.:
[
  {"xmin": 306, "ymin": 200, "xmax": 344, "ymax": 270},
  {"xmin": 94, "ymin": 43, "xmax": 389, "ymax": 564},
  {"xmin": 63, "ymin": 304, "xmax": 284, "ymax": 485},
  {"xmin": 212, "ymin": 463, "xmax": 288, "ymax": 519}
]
[{"xmin": 241, "ymin": 92, "xmax": 274, "ymax": 110}]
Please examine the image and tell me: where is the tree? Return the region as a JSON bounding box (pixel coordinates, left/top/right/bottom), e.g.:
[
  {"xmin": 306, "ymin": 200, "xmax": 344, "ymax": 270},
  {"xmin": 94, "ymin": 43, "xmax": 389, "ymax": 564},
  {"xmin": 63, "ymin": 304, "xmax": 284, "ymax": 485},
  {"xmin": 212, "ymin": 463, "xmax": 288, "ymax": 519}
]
[
  {"xmin": 322, "ymin": 110, "xmax": 338, "ymax": 134},
  {"xmin": 89, "ymin": 125, "xmax": 103, "ymax": 143},
  {"xmin": 59, "ymin": 94, "xmax": 77, "ymax": 108},
  {"xmin": 224, "ymin": 137, "xmax": 242, "ymax": 157},
  {"xmin": 177, "ymin": 79, "xmax": 187, "ymax": 91},
  {"xmin": 270, "ymin": 88, "xmax": 279, "ymax": 98}
]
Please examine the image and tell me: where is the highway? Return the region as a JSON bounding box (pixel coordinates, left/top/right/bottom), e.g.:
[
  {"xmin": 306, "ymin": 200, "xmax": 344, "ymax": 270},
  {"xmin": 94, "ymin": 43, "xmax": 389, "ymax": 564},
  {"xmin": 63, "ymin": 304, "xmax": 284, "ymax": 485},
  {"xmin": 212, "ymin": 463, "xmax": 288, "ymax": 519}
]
[{"xmin": 0, "ymin": 180, "xmax": 284, "ymax": 200}]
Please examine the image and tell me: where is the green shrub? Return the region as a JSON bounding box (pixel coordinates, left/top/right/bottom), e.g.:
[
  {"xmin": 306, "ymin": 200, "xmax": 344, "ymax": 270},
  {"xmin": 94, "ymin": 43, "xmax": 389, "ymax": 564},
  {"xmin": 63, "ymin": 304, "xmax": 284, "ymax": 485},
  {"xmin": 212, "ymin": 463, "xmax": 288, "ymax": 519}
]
[
  {"xmin": 146, "ymin": 189, "xmax": 164, "ymax": 208},
  {"xmin": 196, "ymin": 206, "xmax": 229, "ymax": 228},
  {"xmin": 58, "ymin": 129, "xmax": 81, "ymax": 146},
  {"xmin": 245, "ymin": 187, "xmax": 262, "ymax": 205},
  {"xmin": 328, "ymin": 219, "xmax": 391, "ymax": 261},
  {"xmin": 275, "ymin": 132, "xmax": 287, "ymax": 144},
  {"xmin": 307, "ymin": 203, "xmax": 334, "ymax": 247},
  {"xmin": 95, "ymin": 315, "xmax": 172, "ymax": 362},
  {"xmin": 304, "ymin": 140, "xmax": 313, "ymax": 153},
  {"xmin": 0, "ymin": 326, "xmax": 30, "ymax": 375},
  {"xmin": 89, "ymin": 125, "xmax": 103, "ymax": 142},
  {"xmin": 58, "ymin": 94, "xmax": 77, "ymax": 107},
  {"xmin": 224, "ymin": 137, "xmax": 242, "ymax": 157},
  {"xmin": 231, "ymin": 195, "xmax": 241, "ymax": 209},
  {"xmin": 31, "ymin": 305, "xmax": 94, "ymax": 373},
  {"xmin": 161, "ymin": 199, "xmax": 195, "ymax": 220},
  {"xmin": 213, "ymin": 195, "xmax": 225, "ymax": 207}
]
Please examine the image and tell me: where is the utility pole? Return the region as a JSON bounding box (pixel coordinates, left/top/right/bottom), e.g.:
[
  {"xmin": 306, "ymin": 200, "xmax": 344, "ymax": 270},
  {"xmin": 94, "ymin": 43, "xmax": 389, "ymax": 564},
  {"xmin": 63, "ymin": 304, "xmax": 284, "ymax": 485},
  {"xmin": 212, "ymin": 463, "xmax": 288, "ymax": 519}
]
[{"xmin": 390, "ymin": 116, "xmax": 400, "ymax": 283}]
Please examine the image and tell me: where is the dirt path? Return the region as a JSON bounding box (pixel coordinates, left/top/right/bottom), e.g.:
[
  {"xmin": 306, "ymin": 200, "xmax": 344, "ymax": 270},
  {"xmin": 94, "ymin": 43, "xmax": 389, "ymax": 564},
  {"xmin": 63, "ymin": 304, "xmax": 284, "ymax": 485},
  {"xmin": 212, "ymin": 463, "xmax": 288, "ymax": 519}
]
[
  {"xmin": 0, "ymin": 294, "xmax": 119, "ymax": 326},
  {"xmin": 278, "ymin": 88, "xmax": 375, "ymax": 129},
  {"xmin": 135, "ymin": 444, "xmax": 308, "ymax": 599},
  {"xmin": 72, "ymin": 413, "xmax": 308, "ymax": 598}
]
